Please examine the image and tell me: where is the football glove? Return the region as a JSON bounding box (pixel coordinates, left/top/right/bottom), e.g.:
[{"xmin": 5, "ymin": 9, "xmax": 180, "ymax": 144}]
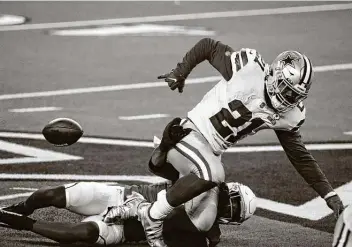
[
  {"xmin": 159, "ymin": 117, "xmax": 192, "ymax": 152},
  {"xmin": 325, "ymin": 194, "xmax": 344, "ymax": 219},
  {"xmin": 158, "ymin": 69, "xmax": 186, "ymax": 93}
]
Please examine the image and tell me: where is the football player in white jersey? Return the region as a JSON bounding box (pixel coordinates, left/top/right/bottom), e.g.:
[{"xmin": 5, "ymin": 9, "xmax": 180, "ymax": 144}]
[
  {"xmin": 136, "ymin": 38, "xmax": 345, "ymax": 246},
  {"xmin": 0, "ymin": 179, "xmax": 256, "ymax": 247},
  {"xmin": 333, "ymin": 205, "xmax": 352, "ymax": 247}
]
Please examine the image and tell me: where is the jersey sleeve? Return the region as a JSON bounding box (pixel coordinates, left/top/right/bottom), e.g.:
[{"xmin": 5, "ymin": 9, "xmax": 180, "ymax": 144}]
[
  {"xmin": 290, "ymin": 103, "xmax": 306, "ymax": 132},
  {"xmin": 275, "ymin": 129, "xmax": 334, "ymax": 198},
  {"xmin": 230, "ymin": 48, "xmax": 266, "ymax": 75},
  {"xmin": 175, "ymin": 38, "xmax": 234, "ymax": 81}
]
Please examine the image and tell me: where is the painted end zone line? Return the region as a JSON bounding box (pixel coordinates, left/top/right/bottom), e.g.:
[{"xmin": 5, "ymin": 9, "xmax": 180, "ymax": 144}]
[
  {"xmin": 0, "ymin": 132, "xmax": 352, "ymax": 153},
  {"xmin": 0, "ymin": 174, "xmax": 167, "ymax": 183}
]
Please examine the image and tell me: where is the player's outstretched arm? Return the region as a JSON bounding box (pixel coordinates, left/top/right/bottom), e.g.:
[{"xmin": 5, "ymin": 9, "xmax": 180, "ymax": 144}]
[
  {"xmin": 158, "ymin": 38, "xmax": 234, "ymax": 92},
  {"xmin": 275, "ymin": 130, "xmax": 344, "ymax": 218}
]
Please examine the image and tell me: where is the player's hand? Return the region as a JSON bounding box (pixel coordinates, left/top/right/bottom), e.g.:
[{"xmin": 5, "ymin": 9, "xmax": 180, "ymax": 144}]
[
  {"xmin": 158, "ymin": 69, "xmax": 185, "ymax": 93},
  {"xmin": 325, "ymin": 194, "xmax": 344, "ymax": 219},
  {"xmin": 159, "ymin": 117, "xmax": 192, "ymax": 152}
]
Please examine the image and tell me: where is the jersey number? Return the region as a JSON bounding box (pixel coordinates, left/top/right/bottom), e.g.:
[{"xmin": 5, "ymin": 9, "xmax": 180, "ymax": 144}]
[{"xmin": 210, "ymin": 100, "xmax": 264, "ymax": 143}]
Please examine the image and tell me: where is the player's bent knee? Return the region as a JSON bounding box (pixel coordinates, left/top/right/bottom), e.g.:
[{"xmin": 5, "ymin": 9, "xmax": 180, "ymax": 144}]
[
  {"xmin": 70, "ymin": 222, "xmax": 100, "ymax": 243},
  {"xmin": 82, "ymin": 215, "xmax": 125, "ymax": 245}
]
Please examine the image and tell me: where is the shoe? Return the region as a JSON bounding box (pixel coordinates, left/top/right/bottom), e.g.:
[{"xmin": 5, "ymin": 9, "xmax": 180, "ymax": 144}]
[
  {"xmin": 0, "ymin": 209, "xmax": 35, "ymax": 230},
  {"xmin": 104, "ymin": 191, "xmax": 146, "ymax": 223},
  {"xmin": 137, "ymin": 202, "xmax": 167, "ymax": 247},
  {"xmin": 1, "ymin": 201, "xmax": 34, "ymax": 216}
]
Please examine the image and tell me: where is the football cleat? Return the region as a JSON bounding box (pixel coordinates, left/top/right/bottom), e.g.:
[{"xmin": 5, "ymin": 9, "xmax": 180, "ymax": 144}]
[
  {"xmin": 0, "ymin": 209, "xmax": 35, "ymax": 230},
  {"xmin": 137, "ymin": 202, "xmax": 167, "ymax": 247},
  {"xmin": 1, "ymin": 201, "xmax": 34, "ymax": 216},
  {"xmin": 104, "ymin": 191, "xmax": 145, "ymax": 223},
  {"xmin": 265, "ymin": 50, "xmax": 313, "ymax": 112}
]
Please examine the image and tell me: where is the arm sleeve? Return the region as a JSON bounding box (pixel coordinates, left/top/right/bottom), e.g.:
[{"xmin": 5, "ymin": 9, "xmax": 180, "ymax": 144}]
[
  {"xmin": 275, "ymin": 129, "xmax": 334, "ymax": 198},
  {"xmin": 175, "ymin": 38, "xmax": 234, "ymax": 81}
]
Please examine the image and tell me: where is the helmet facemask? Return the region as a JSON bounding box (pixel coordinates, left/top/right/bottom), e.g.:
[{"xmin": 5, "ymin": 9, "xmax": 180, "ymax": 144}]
[
  {"xmin": 265, "ymin": 51, "xmax": 313, "ymax": 113},
  {"xmin": 217, "ymin": 182, "xmax": 257, "ymax": 225}
]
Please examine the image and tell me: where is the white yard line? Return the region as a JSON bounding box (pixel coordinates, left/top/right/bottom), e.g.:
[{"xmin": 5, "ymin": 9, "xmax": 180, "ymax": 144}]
[
  {"xmin": 344, "ymin": 131, "xmax": 352, "ymax": 135},
  {"xmin": 119, "ymin": 114, "xmax": 170, "ymax": 120},
  {"xmin": 0, "ymin": 76, "xmax": 219, "ymax": 101},
  {"xmin": 11, "ymin": 187, "xmax": 37, "ymax": 191},
  {"xmin": 0, "ymin": 131, "xmax": 352, "ymax": 153},
  {"xmin": 0, "ymin": 174, "xmax": 167, "ymax": 183},
  {"xmin": 0, "ymin": 3, "xmax": 352, "ymax": 31},
  {"xmin": 8, "ymin": 107, "xmax": 62, "ymax": 113},
  {"xmin": 314, "ymin": 63, "xmax": 352, "ymax": 72},
  {"xmin": 0, "ymin": 192, "xmax": 33, "ymax": 201},
  {"xmin": 0, "ymin": 63, "xmax": 351, "ymax": 101}
]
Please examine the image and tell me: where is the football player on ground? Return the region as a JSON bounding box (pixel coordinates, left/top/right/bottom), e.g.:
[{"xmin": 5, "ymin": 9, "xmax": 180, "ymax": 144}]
[
  {"xmin": 135, "ymin": 38, "xmax": 345, "ymax": 246},
  {"xmin": 0, "ymin": 178, "xmax": 256, "ymax": 247},
  {"xmin": 333, "ymin": 205, "xmax": 351, "ymax": 247}
]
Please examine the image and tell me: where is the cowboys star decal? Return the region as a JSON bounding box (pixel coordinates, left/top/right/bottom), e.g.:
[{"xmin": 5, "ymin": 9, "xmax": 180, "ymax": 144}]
[{"xmin": 281, "ymin": 54, "xmax": 298, "ymax": 68}]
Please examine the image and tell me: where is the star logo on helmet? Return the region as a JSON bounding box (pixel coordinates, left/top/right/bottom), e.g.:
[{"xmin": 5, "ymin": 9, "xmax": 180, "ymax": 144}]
[{"xmin": 281, "ymin": 54, "xmax": 298, "ymax": 69}]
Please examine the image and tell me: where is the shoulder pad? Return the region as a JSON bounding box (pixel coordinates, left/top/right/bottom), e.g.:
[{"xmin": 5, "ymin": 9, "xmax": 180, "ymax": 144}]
[{"xmin": 230, "ymin": 48, "xmax": 266, "ymax": 74}]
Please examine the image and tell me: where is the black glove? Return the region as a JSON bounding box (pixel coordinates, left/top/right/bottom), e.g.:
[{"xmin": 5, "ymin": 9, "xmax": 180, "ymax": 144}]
[
  {"xmin": 325, "ymin": 194, "xmax": 344, "ymax": 219},
  {"xmin": 158, "ymin": 69, "xmax": 186, "ymax": 93},
  {"xmin": 159, "ymin": 117, "xmax": 191, "ymax": 152}
]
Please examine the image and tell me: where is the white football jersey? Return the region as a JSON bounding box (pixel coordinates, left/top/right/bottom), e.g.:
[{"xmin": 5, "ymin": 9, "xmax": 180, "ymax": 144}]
[
  {"xmin": 188, "ymin": 48, "xmax": 306, "ymax": 154},
  {"xmin": 333, "ymin": 205, "xmax": 352, "ymax": 247}
]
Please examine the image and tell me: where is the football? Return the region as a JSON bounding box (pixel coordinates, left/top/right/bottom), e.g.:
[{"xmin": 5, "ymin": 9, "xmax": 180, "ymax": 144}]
[{"xmin": 42, "ymin": 118, "xmax": 83, "ymax": 146}]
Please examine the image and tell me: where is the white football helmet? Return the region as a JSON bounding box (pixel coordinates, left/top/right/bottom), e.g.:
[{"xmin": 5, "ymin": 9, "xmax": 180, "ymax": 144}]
[
  {"xmin": 265, "ymin": 51, "xmax": 313, "ymax": 112},
  {"xmin": 218, "ymin": 182, "xmax": 257, "ymax": 225}
]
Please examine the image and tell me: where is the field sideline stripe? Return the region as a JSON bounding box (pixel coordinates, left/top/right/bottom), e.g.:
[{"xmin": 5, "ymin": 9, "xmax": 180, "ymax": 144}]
[
  {"xmin": 1, "ymin": 63, "xmax": 352, "ymax": 101},
  {"xmin": 0, "ymin": 3, "xmax": 352, "ymax": 31},
  {"xmin": 0, "ymin": 132, "xmax": 352, "ymax": 152},
  {"xmin": 0, "ymin": 174, "xmax": 167, "ymax": 183}
]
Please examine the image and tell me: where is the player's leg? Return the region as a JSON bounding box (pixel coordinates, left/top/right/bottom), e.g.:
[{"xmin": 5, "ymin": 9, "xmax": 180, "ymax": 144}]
[
  {"xmin": 149, "ymin": 147, "xmax": 180, "ymax": 183},
  {"xmin": 139, "ymin": 124, "xmax": 225, "ymax": 246},
  {"xmin": 163, "ymin": 206, "xmax": 208, "ymax": 247},
  {"xmin": 2, "ymin": 185, "xmax": 67, "ymax": 216},
  {"xmin": 31, "ymin": 220, "xmax": 100, "ymax": 244},
  {"xmin": 3, "ymin": 182, "xmax": 124, "ymax": 217},
  {"xmin": 184, "ymin": 186, "xmax": 219, "ymax": 232},
  {"xmin": 149, "ymin": 127, "xmax": 225, "ymax": 220},
  {"xmin": 0, "ymin": 209, "xmax": 121, "ymax": 245}
]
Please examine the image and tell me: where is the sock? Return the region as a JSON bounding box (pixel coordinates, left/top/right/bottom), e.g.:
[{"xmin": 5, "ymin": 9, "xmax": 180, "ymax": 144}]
[{"xmin": 149, "ymin": 191, "xmax": 174, "ymax": 220}]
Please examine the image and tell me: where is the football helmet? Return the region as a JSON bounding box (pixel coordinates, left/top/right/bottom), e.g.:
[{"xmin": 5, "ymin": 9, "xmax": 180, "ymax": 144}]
[
  {"xmin": 265, "ymin": 51, "xmax": 313, "ymax": 112},
  {"xmin": 217, "ymin": 182, "xmax": 257, "ymax": 225}
]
